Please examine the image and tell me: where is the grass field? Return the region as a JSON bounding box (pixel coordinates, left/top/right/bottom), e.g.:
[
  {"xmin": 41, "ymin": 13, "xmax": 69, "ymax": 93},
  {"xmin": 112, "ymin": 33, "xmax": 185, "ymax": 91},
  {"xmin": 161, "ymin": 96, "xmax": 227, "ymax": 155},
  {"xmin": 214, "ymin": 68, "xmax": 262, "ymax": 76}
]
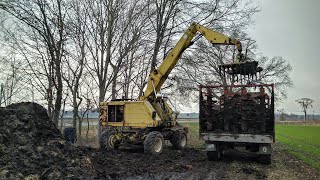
[{"xmin": 276, "ymin": 125, "xmax": 320, "ymax": 170}]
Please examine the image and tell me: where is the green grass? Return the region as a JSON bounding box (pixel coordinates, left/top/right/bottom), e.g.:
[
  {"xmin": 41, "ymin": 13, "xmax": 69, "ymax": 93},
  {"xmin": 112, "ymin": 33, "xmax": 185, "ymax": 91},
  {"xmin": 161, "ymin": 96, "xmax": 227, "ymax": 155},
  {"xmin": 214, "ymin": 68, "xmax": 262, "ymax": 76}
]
[{"xmin": 276, "ymin": 125, "xmax": 320, "ymax": 170}]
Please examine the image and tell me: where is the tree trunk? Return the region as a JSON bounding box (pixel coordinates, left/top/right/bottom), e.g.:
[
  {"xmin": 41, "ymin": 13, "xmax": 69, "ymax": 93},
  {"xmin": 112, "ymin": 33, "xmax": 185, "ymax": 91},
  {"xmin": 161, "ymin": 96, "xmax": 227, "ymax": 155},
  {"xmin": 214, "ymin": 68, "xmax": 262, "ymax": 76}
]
[
  {"xmin": 86, "ymin": 113, "xmax": 90, "ymax": 139},
  {"xmin": 304, "ymin": 111, "xmax": 307, "ymax": 122},
  {"xmin": 98, "ymin": 84, "xmax": 106, "ymax": 143},
  {"xmin": 78, "ymin": 115, "xmax": 82, "ymax": 140},
  {"xmin": 53, "ymin": 66, "xmax": 63, "ymax": 126},
  {"xmin": 111, "ymin": 68, "xmax": 119, "ymax": 100},
  {"xmin": 71, "ymin": 87, "xmax": 78, "ymax": 127},
  {"xmin": 150, "ymin": 38, "xmax": 161, "ymax": 72},
  {"xmin": 47, "ymin": 86, "xmax": 54, "ymax": 120},
  {"xmin": 73, "ymin": 106, "xmax": 78, "ymax": 129}
]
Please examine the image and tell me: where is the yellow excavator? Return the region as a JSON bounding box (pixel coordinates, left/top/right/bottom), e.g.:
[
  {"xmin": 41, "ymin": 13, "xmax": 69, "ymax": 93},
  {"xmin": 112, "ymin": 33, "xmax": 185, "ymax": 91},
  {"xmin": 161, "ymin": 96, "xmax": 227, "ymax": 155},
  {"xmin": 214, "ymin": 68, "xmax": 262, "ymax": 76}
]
[{"xmin": 99, "ymin": 22, "xmax": 243, "ymax": 155}]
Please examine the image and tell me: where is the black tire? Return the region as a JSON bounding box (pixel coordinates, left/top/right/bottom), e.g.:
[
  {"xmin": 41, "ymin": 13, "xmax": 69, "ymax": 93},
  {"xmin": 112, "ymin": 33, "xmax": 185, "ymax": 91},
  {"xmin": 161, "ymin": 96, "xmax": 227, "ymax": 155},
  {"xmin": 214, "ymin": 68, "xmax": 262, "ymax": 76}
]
[
  {"xmin": 207, "ymin": 143, "xmax": 222, "ymax": 161},
  {"xmin": 207, "ymin": 151, "xmax": 221, "ymax": 161},
  {"xmin": 100, "ymin": 130, "xmax": 119, "ymax": 150},
  {"xmin": 258, "ymin": 154, "xmax": 271, "ymax": 164},
  {"xmin": 170, "ymin": 130, "xmax": 187, "ymax": 149},
  {"xmin": 144, "ymin": 131, "xmax": 164, "ymax": 155}
]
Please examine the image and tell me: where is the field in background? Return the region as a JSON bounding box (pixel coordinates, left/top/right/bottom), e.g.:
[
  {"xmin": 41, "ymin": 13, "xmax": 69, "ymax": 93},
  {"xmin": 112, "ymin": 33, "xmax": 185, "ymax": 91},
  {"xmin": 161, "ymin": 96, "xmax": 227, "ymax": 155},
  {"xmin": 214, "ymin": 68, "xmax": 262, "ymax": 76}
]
[
  {"xmin": 276, "ymin": 125, "xmax": 320, "ymax": 170},
  {"xmin": 276, "ymin": 120, "xmax": 320, "ymax": 126}
]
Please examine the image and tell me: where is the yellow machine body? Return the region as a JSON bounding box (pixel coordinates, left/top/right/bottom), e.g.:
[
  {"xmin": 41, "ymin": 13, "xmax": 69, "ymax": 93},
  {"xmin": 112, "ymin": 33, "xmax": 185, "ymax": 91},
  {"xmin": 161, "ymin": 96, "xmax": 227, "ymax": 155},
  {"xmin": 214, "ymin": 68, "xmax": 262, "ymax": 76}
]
[
  {"xmin": 99, "ymin": 100, "xmax": 177, "ymax": 129},
  {"xmin": 100, "ymin": 101, "xmax": 159, "ymax": 128}
]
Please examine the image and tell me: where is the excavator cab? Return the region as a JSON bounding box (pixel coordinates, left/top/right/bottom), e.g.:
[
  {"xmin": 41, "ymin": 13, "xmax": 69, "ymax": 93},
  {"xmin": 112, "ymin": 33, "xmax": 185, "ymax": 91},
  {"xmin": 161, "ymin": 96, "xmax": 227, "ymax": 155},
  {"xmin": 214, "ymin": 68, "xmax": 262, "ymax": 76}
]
[{"xmin": 107, "ymin": 105, "xmax": 124, "ymax": 122}]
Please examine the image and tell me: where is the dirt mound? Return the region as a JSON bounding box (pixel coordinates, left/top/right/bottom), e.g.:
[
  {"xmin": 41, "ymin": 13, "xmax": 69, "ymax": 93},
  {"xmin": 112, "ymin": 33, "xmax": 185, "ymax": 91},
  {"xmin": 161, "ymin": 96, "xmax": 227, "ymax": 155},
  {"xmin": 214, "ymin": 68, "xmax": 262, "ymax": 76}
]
[
  {"xmin": 1, "ymin": 102, "xmax": 61, "ymax": 146},
  {"xmin": 0, "ymin": 102, "xmax": 92, "ymax": 179}
]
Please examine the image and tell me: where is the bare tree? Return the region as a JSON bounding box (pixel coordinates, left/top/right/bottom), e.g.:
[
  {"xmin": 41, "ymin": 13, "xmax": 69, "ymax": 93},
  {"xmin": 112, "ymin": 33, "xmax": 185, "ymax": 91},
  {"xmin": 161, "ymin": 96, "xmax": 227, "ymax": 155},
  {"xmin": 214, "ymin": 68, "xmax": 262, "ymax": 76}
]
[
  {"xmin": 84, "ymin": 0, "xmax": 122, "ymax": 102},
  {"xmin": 109, "ymin": 1, "xmax": 148, "ymax": 99},
  {"xmin": 0, "ymin": 0, "xmax": 68, "ymax": 126},
  {"xmin": 277, "ymin": 108, "xmax": 288, "ymax": 121},
  {"xmin": 62, "ymin": 0, "xmax": 88, "ymax": 131},
  {"xmin": 0, "ymin": 13, "xmax": 34, "ymax": 106},
  {"xmin": 82, "ymin": 0, "xmax": 149, "ymax": 141},
  {"xmin": 0, "ymin": 58, "xmax": 25, "ymax": 106},
  {"xmin": 258, "ymin": 56, "xmax": 293, "ymax": 100},
  {"xmin": 80, "ymin": 91, "xmax": 94, "ymax": 139},
  {"xmin": 147, "ymin": 0, "xmax": 182, "ymax": 72},
  {"xmin": 0, "ymin": 0, "xmax": 293, "ymax": 132},
  {"xmin": 296, "ymin": 98, "xmax": 314, "ymax": 122}
]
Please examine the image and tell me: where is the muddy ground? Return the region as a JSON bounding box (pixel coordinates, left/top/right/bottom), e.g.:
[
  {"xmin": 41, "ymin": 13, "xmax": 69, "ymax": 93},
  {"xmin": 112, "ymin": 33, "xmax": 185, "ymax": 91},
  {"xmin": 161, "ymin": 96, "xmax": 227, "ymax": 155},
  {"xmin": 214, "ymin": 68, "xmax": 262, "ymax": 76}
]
[
  {"xmin": 79, "ymin": 143, "xmax": 319, "ymax": 180},
  {"xmin": 0, "ymin": 102, "xmax": 319, "ymax": 180}
]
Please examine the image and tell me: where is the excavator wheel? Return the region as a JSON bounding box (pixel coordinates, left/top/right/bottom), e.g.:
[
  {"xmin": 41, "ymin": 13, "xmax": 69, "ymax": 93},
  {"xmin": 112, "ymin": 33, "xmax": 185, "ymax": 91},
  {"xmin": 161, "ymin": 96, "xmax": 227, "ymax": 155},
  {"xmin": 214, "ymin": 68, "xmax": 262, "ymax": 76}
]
[
  {"xmin": 170, "ymin": 130, "xmax": 187, "ymax": 149},
  {"xmin": 144, "ymin": 131, "xmax": 164, "ymax": 155},
  {"xmin": 100, "ymin": 130, "xmax": 119, "ymax": 150}
]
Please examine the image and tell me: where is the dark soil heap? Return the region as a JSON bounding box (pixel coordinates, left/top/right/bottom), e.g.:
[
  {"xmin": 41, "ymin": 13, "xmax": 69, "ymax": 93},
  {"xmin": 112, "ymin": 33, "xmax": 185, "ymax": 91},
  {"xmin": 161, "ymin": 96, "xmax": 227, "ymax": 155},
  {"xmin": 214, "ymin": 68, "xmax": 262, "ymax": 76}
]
[{"xmin": 0, "ymin": 102, "xmax": 91, "ymax": 180}]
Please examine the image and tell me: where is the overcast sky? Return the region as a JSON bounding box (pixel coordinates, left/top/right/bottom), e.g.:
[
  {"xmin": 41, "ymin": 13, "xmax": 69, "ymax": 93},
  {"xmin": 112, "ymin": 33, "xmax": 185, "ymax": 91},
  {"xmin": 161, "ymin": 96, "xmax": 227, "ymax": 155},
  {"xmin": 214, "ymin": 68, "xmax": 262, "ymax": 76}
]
[{"xmin": 246, "ymin": 0, "xmax": 320, "ymax": 114}]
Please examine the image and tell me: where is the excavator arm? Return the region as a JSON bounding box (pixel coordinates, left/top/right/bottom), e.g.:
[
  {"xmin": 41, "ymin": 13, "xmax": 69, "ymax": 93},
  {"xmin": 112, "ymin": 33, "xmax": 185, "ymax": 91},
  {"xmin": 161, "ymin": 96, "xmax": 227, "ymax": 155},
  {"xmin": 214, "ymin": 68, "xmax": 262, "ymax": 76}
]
[{"xmin": 140, "ymin": 22, "xmax": 242, "ymax": 100}]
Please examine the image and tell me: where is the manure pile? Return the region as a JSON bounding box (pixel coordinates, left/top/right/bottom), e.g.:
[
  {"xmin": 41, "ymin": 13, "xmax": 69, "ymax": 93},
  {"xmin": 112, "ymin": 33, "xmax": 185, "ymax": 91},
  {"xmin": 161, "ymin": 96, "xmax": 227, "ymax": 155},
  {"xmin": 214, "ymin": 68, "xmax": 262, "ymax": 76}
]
[{"xmin": 0, "ymin": 102, "xmax": 93, "ymax": 180}]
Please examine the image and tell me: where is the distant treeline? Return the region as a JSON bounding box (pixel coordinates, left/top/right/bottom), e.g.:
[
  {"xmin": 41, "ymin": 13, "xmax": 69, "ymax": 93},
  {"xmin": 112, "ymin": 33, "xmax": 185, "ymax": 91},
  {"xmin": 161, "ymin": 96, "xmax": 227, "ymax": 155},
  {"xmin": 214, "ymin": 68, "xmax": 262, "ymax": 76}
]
[{"xmin": 275, "ymin": 113, "xmax": 320, "ymax": 121}]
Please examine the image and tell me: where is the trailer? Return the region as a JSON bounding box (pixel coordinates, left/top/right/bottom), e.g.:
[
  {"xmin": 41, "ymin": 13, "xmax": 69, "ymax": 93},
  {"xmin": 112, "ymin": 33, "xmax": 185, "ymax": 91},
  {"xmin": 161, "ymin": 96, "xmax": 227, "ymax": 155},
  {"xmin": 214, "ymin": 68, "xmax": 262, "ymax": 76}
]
[{"xmin": 199, "ymin": 84, "xmax": 275, "ymax": 163}]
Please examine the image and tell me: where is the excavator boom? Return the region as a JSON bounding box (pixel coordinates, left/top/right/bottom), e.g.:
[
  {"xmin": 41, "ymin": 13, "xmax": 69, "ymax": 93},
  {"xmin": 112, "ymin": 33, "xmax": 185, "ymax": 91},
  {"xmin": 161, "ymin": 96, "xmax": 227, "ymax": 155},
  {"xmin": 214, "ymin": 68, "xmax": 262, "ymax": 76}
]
[{"xmin": 140, "ymin": 22, "xmax": 242, "ymax": 100}]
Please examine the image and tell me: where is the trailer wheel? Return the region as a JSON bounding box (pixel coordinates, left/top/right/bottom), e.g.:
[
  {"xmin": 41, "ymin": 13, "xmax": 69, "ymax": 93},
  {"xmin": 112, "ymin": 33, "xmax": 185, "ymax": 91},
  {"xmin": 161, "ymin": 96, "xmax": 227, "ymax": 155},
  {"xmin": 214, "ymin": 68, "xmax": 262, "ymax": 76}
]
[
  {"xmin": 100, "ymin": 130, "xmax": 119, "ymax": 150},
  {"xmin": 207, "ymin": 151, "xmax": 221, "ymax": 161},
  {"xmin": 207, "ymin": 144, "xmax": 222, "ymax": 161},
  {"xmin": 170, "ymin": 130, "xmax": 187, "ymax": 149},
  {"xmin": 144, "ymin": 131, "xmax": 164, "ymax": 155}
]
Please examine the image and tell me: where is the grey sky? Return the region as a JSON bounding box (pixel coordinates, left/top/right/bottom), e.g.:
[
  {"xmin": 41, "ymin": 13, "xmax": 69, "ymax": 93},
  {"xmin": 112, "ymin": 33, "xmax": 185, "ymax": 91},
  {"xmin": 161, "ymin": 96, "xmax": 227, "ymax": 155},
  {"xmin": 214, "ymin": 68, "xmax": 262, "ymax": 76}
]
[{"xmin": 247, "ymin": 0, "xmax": 320, "ymax": 114}]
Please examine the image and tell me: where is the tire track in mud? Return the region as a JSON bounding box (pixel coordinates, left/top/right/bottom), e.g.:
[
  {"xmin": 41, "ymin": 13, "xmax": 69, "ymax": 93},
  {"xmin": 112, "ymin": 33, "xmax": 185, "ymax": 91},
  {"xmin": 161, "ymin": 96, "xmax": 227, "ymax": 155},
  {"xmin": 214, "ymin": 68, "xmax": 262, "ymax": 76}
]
[{"xmin": 109, "ymin": 145, "xmax": 319, "ymax": 180}]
